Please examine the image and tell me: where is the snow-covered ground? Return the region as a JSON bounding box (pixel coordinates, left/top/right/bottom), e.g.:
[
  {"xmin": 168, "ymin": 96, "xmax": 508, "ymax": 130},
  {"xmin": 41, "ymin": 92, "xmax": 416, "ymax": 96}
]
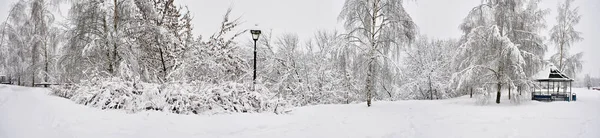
[{"xmin": 1, "ymin": 85, "xmax": 599, "ymax": 138}]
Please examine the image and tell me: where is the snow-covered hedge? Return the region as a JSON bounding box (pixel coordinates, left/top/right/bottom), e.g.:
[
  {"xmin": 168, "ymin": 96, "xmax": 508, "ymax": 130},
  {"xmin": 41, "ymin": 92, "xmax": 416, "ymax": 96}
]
[{"xmin": 51, "ymin": 78, "xmax": 287, "ymax": 115}]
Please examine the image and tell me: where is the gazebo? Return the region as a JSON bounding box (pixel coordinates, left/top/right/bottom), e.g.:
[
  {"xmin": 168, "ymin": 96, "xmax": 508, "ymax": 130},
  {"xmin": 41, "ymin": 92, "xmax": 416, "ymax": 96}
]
[{"xmin": 532, "ymin": 65, "xmax": 575, "ymax": 101}]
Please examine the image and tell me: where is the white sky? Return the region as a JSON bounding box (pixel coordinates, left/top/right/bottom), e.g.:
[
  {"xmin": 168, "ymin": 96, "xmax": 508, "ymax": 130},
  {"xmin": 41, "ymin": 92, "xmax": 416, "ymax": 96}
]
[{"xmin": 1, "ymin": 0, "xmax": 598, "ymax": 77}]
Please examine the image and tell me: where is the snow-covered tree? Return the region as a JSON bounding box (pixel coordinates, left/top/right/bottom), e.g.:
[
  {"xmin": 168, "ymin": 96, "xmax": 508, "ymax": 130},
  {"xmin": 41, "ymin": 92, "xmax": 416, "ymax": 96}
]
[
  {"xmin": 309, "ymin": 30, "xmax": 361, "ymax": 104},
  {"xmin": 60, "ymin": 0, "xmax": 137, "ymax": 82},
  {"xmin": 0, "ymin": 23, "xmax": 5, "ymax": 75},
  {"xmin": 550, "ymin": 52, "xmax": 582, "ymax": 78},
  {"xmin": 1, "ymin": 1, "xmax": 30, "ymax": 85},
  {"xmin": 244, "ymin": 28, "xmax": 361, "ymax": 106},
  {"xmin": 453, "ymin": 25, "xmax": 523, "ymax": 104},
  {"xmin": 549, "ymin": 0, "xmax": 583, "ymax": 77},
  {"xmin": 453, "ymin": 0, "xmax": 549, "ymax": 104},
  {"xmin": 584, "ymin": 74, "xmax": 592, "ymax": 89},
  {"xmin": 182, "ymin": 8, "xmax": 248, "ymax": 83},
  {"xmin": 132, "ymin": 0, "xmax": 190, "ymax": 83},
  {"xmin": 269, "ymin": 33, "xmax": 305, "ymax": 101},
  {"xmin": 400, "ymin": 36, "xmax": 457, "ymax": 100},
  {"xmin": 339, "ymin": 0, "xmax": 417, "ymax": 106},
  {"xmin": 60, "ymin": 0, "xmax": 194, "ymax": 83},
  {"xmin": 508, "ymin": 0, "xmax": 549, "ymax": 79},
  {"xmin": 53, "ymin": 5, "xmax": 288, "ymax": 114},
  {"xmin": 1, "ymin": 0, "xmax": 62, "ymax": 86}
]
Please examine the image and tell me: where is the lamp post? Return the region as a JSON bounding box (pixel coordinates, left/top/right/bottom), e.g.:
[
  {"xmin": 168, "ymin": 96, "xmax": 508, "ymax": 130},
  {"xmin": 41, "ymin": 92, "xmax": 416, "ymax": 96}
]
[{"xmin": 250, "ymin": 30, "xmax": 261, "ymax": 90}]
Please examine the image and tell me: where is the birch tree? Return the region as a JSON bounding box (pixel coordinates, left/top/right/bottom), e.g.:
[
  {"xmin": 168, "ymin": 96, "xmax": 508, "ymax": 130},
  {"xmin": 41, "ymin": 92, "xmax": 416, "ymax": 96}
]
[
  {"xmin": 339, "ymin": 0, "xmax": 416, "ymax": 107},
  {"xmin": 2, "ymin": 1, "xmax": 30, "ymax": 85},
  {"xmin": 2, "ymin": 0, "xmax": 61, "ymax": 86},
  {"xmin": 453, "ymin": 0, "xmax": 548, "ymax": 104},
  {"xmin": 549, "ymin": 0, "xmax": 583, "ymax": 77},
  {"xmin": 550, "ymin": 52, "xmax": 582, "ymax": 78}
]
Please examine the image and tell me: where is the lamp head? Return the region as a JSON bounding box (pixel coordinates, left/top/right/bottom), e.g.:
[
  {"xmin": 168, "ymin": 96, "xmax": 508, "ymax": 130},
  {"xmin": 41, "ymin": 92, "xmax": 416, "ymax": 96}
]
[{"xmin": 250, "ymin": 30, "xmax": 261, "ymax": 41}]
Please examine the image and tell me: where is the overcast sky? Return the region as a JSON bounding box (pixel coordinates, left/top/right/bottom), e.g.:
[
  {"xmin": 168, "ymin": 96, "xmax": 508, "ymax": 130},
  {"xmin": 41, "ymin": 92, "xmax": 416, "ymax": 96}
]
[{"xmin": 1, "ymin": 0, "xmax": 598, "ymax": 77}]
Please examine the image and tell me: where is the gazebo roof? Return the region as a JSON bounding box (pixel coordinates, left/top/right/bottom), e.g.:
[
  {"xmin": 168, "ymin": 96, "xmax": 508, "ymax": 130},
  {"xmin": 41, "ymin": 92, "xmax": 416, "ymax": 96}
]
[{"xmin": 534, "ymin": 64, "xmax": 573, "ymax": 82}]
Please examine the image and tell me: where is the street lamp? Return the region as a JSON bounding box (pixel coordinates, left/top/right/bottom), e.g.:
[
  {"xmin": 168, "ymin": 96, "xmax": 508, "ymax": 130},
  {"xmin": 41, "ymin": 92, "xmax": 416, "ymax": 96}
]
[{"xmin": 250, "ymin": 30, "xmax": 261, "ymax": 90}]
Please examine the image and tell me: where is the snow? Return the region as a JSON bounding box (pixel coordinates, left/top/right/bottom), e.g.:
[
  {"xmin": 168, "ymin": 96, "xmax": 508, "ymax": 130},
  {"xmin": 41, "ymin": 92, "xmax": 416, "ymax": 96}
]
[
  {"xmin": 533, "ymin": 63, "xmax": 557, "ymax": 80},
  {"xmin": 1, "ymin": 84, "xmax": 599, "ymax": 138}
]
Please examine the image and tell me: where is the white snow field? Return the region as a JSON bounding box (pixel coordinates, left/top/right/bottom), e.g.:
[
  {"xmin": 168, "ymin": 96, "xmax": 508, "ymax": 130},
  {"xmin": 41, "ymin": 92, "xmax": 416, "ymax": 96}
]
[{"xmin": 1, "ymin": 85, "xmax": 599, "ymax": 138}]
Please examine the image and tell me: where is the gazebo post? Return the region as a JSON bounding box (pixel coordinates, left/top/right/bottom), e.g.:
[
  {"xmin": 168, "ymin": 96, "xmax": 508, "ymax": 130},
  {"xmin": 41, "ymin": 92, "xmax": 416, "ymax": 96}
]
[
  {"xmin": 569, "ymin": 81, "xmax": 572, "ymax": 101},
  {"xmin": 552, "ymin": 81, "xmax": 555, "ymax": 94},
  {"xmin": 556, "ymin": 81, "xmax": 559, "ymax": 94},
  {"xmin": 557, "ymin": 82, "xmax": 560, "ymax": 94}
]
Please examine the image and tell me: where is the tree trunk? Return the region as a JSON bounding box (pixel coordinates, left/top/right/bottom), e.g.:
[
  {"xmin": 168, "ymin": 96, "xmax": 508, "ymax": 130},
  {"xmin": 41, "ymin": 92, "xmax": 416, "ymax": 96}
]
[
  {"xmin": 32, "ymin": 46, "xmax": 36, "ymax": 87},
  {"xmin": 366, "ymin": 51, "xmax": 375, "ymax": 107},
  {"xmin": 31, "ymin": 71, "xmax": 35, "ymax": 87},
  {"xmin": 470, "ymin": 87, "xmax": 473, "ymax": 98},
  {"xmin": 496, "ymin": 82, "xmax": 501, "ymax": 104},
  {"xmin": 429, "ymin": 76, "xmax": 433, "ymax": 100},
  {"xmin": 157, "ymin": 35, "xmax": 167, "ymax": 80},
  {"xmin": 112, "ymin": 0, "xmax": 119, "ymax": 75},
  {"xmin": 508, "ymin": 84, "xmax": 511, "ymax": 100},
  {"xmin": 366, "ymin": 0, "xmax": 379, "ymax": 107},
  {"xmin": 112, "ymin": 43, "xmax": 118, "ymax": 74},
  {"xmin": 159, "ymin": 46, "xmax": 167, "ymax": 80},
  {"xmin": 104, "ymin": 17, "xmax": 112, "ymax": 74},
  {"xmin": 559, "ymin": 42, "xmax": 563, "ymax": 70},
  {"xmin": 44, "ymin": 42, "xmax": 49, "ymax": 83}
]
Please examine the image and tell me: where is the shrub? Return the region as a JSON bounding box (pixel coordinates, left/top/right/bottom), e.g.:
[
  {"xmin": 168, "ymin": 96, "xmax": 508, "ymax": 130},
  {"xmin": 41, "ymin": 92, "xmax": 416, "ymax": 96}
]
[{"xmin": 51, "ymin": 78, "xmax": 286, "ymax": 115}]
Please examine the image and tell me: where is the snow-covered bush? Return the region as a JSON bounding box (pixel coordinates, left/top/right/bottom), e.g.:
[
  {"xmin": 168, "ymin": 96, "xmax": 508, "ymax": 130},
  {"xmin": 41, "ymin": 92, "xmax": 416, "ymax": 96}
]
[
  {"xmin": 200, "ymin": 82, "xmax": 280, "ymax": 114},
  {"xmin": 509, "ymin": 92, "xmax": 529, "ymax": 105},
  {"xmin": 475, "ymin": 88, "xmax": 492, "ymax": 105},
  {"xmin": 47, "ymin": 7, "xmax": 293, "ymax": 115},
  {"xmin": 68, "ymin": 77, "xmax": 141, "ymax": 111},
  {"xmin": 50, "ymin": 84, "xmax": 77, "ymax": 99},
  {"xmin": 51, "ymin": 78, "xmax": 285, "ymax": 115}
]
